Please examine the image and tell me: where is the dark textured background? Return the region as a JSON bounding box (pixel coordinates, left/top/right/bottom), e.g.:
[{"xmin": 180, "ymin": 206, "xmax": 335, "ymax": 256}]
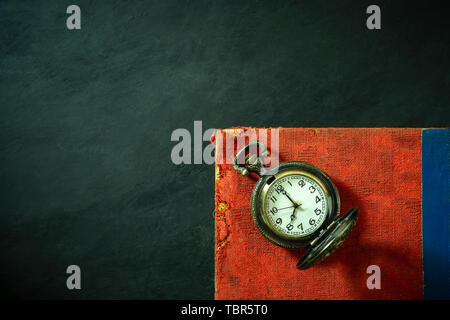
[{"xmin": 0, "ymin": 0, "xmax": 449, "ymax": 299}]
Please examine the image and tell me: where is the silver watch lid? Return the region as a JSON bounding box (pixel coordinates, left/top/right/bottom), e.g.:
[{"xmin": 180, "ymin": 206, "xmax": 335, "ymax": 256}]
[{"xmin": 296, "ymin": 207, "xmax": 358, "ymax": 270}]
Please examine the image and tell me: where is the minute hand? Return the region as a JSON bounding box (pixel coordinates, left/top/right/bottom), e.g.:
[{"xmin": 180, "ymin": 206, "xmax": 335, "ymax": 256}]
[{"xmin": 283, "ymin": 191, "xmax": 298, "ymax": 207}]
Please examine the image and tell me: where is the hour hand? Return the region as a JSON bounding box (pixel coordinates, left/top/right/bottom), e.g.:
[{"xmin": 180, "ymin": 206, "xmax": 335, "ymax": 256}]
[{"xmin": 290, "ymin": 207, "xmax": 298, "ymax": 223}]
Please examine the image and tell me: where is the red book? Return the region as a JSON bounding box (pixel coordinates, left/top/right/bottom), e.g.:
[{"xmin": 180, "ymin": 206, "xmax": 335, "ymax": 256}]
[{"xmin": 214, "ymin": 128, "xmax": 422, "ymax": 300}]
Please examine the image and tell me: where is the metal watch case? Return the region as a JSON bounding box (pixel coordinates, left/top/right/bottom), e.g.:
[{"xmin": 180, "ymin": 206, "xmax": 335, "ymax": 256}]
[{"xmin": 250, "ymin": 161, "xmax": 340, "ymax": 249}]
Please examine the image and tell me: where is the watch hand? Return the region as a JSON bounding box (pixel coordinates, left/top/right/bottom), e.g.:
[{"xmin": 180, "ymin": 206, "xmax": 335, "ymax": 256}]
[
  {"xmin": 282, "ymin": 191, "xmax": 298, "ymax": 207},
  {"xmin": 290, "ymin": 207, "xmax": 297, "ymax": 223},
  {"xmin": 277, "ymin": 206, "xmax": 295, "ymax": 211}
]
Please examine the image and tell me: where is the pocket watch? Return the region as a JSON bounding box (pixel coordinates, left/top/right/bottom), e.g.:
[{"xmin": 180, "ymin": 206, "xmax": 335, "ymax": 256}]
[{"xmin": 233, "ymin": 141, "xmax": 358, "ymax": 270}]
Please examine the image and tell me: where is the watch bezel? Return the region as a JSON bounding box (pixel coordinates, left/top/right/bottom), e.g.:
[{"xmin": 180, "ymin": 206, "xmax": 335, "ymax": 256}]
[{"xmin": 251, "ymin": 161, "xmax": 340, "ymax": 249}]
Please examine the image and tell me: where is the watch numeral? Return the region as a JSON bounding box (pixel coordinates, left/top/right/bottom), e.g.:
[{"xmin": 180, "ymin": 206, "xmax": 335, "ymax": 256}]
[
  {"xmin": 276, "ymin": 218, "xmax": 282, "ymax": 225},
  {"xmin": 287, "ymin": 181, "xmax": 292, "ymax": 187},
  {"xmin": 277, "ymin": 185, "xmax": 289, "ymax": 196},
  {"xmin": 298, "ymin": 180, "xmax": 305, "ymax": 188},
  {"xmin": 309, "ymin": 186, "xmax": 316, "ymax": 193},
  {"xmin": 314, "ymin": 208, "xmax": 322, "ymax": 215},
  {"xmin": 298, "ymin": 223, "xmax": 303, "ymax": 231},
  {"xmin": 309, "ymin": 218, "xmax": 316, "ymax": 225},
  {"xmin": 270, "ymin": 196, "xmax": 277, "ymax": 203},
  {"xmin": 286, "ymin": 223, "xmax": 294, "ymax": 231},
  {"xmin": 270, "ymin": 207, "xmax": 278, "ymax": 215},
  {"xmin": 316, "ymin": 195, "xmax": 321, "ymax": 203}
]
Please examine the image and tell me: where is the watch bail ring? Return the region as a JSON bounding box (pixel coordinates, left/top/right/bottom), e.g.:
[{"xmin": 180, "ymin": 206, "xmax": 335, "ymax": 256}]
[{"xmin": 233, "ymin": 141, "xmax": 269, "ymax": 176}]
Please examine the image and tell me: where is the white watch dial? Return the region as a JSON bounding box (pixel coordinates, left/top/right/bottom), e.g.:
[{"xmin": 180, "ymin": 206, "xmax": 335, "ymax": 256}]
[{"xmin": 263, "ymin": 174, "xmax": 328, "ymax": 238}]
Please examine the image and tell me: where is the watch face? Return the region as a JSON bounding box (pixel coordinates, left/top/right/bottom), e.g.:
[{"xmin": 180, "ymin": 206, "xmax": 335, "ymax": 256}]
[{"xmin": 262, "ymin": 173, "xmax": 328, "ymax": 239}]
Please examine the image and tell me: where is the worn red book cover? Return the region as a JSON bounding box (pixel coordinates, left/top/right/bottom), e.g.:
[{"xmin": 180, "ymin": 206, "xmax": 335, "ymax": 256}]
[{"xmin": 214, "ymin": 128, "xmax": 422, "ymax": 300}]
